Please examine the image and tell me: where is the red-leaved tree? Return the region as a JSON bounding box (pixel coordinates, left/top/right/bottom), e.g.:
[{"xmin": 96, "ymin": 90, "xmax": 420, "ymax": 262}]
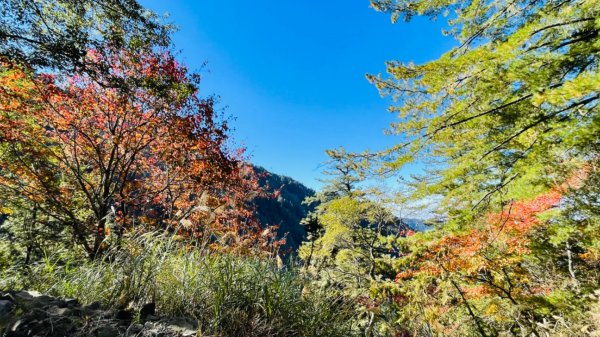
[{"xmin": 0, "ymin": 46, "xmax": 277, "ymax": 259}]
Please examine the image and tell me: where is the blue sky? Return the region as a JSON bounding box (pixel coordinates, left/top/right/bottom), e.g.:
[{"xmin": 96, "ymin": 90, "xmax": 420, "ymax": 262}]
[{"xmin": 141, "ymin": 1, "xmax": 455, "ymax": 189}]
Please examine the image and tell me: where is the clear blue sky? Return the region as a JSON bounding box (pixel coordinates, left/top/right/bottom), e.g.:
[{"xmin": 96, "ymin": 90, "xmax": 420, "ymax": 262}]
[{"xmin": 140, "ymin": 1, "xmax": 455, "ymax": 189}]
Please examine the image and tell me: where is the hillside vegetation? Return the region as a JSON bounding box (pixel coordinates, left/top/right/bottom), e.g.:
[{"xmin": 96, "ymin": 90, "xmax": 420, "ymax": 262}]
[{"xmin": 252, "ymin": 166, "xmax": 315, "ymax": 251}]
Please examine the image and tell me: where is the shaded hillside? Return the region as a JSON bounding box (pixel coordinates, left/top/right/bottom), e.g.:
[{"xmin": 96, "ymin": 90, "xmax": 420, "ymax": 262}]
[
  {"xmin": 402, "ymin": 218, "xmax": 433, "ymax": 232},
  {"xmin": 252, "ymin": 166, "xmax": 315, "ymax": 251},
  {"xmin": 250, "ymin": 167, "xmax": 428, "ymax": 251}
]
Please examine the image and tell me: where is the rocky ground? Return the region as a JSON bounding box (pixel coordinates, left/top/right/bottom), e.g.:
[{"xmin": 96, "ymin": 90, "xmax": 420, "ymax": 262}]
[{"xmin": 0, "ymin": 291, "xmax": 198, "ymax": 337}]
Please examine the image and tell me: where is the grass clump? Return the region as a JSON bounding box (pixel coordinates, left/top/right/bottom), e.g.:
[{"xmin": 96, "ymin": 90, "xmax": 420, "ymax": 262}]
[{"xmin": 1, "ymin": 232, "xmax": 356, "ymax": 337}]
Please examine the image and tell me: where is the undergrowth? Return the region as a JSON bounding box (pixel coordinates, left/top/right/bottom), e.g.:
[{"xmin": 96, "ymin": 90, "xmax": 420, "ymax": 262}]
[{"xmin": 0, "ymin": 232, "xmax": 356, "ymax": 337}]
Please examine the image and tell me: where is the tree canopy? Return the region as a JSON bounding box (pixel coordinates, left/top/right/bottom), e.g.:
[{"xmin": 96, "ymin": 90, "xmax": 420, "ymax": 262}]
[
  {"xmin": 0, "ymin": 0, "xmax": 169, "ymax": 73},
  {"xmin": 296, "ymin": 0, "xmax": 600, "ymax": 335},
  {"xmin": 0, "ymin": 2, "xmax": 278, "ymax": 261},
  {"xmin": 368, "ymin": 0, "xmax": 598, "ymax": 211}
]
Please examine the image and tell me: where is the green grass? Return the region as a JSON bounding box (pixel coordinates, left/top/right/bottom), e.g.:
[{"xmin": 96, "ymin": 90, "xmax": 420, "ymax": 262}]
[{"xmin": 1, "ymin": 232, "xmax": 357, "ymax": 337}]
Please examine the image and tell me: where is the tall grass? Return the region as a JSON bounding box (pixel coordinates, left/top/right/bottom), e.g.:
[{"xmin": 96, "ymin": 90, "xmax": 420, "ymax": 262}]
[{"xmin": 2, "ymin": 232, "xmax": 357, "ymax": 337}]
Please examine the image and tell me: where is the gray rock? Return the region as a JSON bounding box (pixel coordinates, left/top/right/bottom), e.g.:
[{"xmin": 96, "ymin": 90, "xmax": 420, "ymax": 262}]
[
  {"xmin": 15, "ymin": 290, "xmax": 38, "ymax": 298},
  {"xmin": 64, "ymin": 298, "xmax": 79, "ymax": 307},
  {"xmin": 2, "ymin": 290, "xmax": 206, "ymax": 337},
  {"xmin": 48, "ymin": 305, "xmax": 71, "ymax": 316},
  {"xmin": 166, "ymin": 317, "xmax": 197, "ymax": 330},
  {"xmin": 180, "ymin": 329, "xmax": 197, "ymax": 337},
  {"xmin": 69, "ymin": 307, "xmax": 83, "ymax": 317},
  {"xmin": 15, "ymin": 290, "xmax": 46, "ymax": 300},
  {"xmin": 95, "ymin": 325, "xmax": 120, "ymax": 337},
  {"xmin": 0, "ymin": 299, "xmax": 13, "ymax": 318},
  {"xmin": 146, "ymin": 314, "xmax": 160, "ymax": 321},
  {"xmin": 0, "ymin": 292, "xmax": 15, "ymax": 301},
  {"xmin": 34, "ymin": 311, "xmax": 51, "ymax": 322},
  {"xmin": 146, "ymin": 330, "xmax": 167, "ymax": 337},
  {"xmin": 83, "ymin": 302, "xmax": 103, "ymax": 316},
  {"xmin": 51, "ymin": 319, "xmax": 76, "ymax": 336},
  {"xmin": 85, "ymin": 301, "xmax": 102, "ymax": 310},
  {"xmin": 166, "ymin": 317, "xmax": 197, "ymax": 336},
  {"xmin": 128, "ymin": 323, "xmax": 144, "ymax": 333},
  {"xmin": 100, "ymin": 310, "xmax": 114, "ymax": 319},
  {"xmin": 14, "ymin": 291, "xmax": 54, "ymax": 309}
]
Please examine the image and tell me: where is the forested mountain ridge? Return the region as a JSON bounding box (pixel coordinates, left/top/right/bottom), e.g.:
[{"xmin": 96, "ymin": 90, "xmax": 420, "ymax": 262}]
[
  {"xmin": 252, "ymin": 166, "xmax": 315, "ymax": 251},
  {"xmin": 252, "ymin": 167, "xmax": 426, "ymax": 251}
]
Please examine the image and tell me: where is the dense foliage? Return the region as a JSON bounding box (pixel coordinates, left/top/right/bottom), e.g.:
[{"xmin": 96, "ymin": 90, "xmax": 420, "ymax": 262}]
[
  {"xmin": 0, "ymin": 0, "xmax": 169, "ymax": 76},
  {"xmin": 0, "ymin": 51, "xmax": 263, "ymax": 259},
  {"xmin": 296, "ymin": 0, "xmax": 599, "ymax": 336},
  {"xmin": 0, "ymin": 0, "xmax": 278, "ymax": 264},
  {"xmin": 368, "ymin": 0, "xmax": 599, "ymax": 210}
]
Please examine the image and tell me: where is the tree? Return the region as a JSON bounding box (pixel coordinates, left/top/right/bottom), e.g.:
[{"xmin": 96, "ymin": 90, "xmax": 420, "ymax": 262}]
[
  {"xmin": 0, "ymin": 0, "xmax": 169, "ymax": 75},
  {"xmin": 368, "ymin": 0, "xmax": 599, "ymax": 211},
  {"xmin": 348, "ymin": 0, "xmax": 600, "ymax": 335},
  {"xmin": 390, "ymin": 190, "xmax": 564, "ymax": 336},
  {"xmin": 299, "ymin": 151, "xmax": 411, "ymax": 336},
  {"xmin": 0, "ymin": 46, "xmax": 267, "ymax": 260}
]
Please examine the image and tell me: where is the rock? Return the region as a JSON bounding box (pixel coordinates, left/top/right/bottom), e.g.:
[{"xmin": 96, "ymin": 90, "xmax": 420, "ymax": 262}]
[
  {"xmin": 0, "ymin": 292, "xmax": 15, "ymax": 301},
  {"xmin": 69, "ymin": 307, "xmax": 83, "ymax": 317},
  {"xmin": 128, "ymin": 323, "xmax": 144, "ymax": 333},
  {"xmin": 57, "ymin": 298, "xmax": 79, "ymax": 308},
  {"xmin": 115, "ymin": 308, "xmax": 133, "ymax": 320},
  {"xmin": 146, "ymin": 314, "xmax": 160, "ymax": 321},
  {"xmin": 48, "ymin": 305, "xmax": 71, "ymax": 316},
  {"xmin": 180, "ymin": 329, "xmax": 197, "ymax": 337},
  {"xmin": 28, "ymin": 308, "xmax": 49, "ymax": 321},
  {"xmin": 0, "ymin": 299, "xmax": 14, "ymax": 318},
  {"xmin": 166, "ymin": 317, "xmax": 197, "ymax": 336},
  {"xmin": 95, "ymin": 325, "xmax": 119, "ymax": 337},
  {"xmin": 16, "ymin": 290, "xmax": 41, "ymax": 298},
  {"xmin": 85, "ymin": 301, "xmax": 102, "ymax": 310},
  {"xmin": 140, "ymin": 302, "xmax": 156, "ymax": 319},
  {"xmin": 82, "ymin": 302, "xmax": 102, "ymax": 316},
  {"xmin": 15, "ymin": 290, "xmax": 51, "ymax": 301},
  {"xmin": 14, "ymin": 291, "xmax": 54, "ymax": 310},
  {"xmin": 100, "ymin": 310, "xmax": 114, "ymax": 319},
  {"xmin": 146, "ymin": 330, "xmax": 167, "ymax": 337},
  {"xmin": 51, "ymin": 319, "xmax": 76, "ymax": 336},
  {"xmin": 65, "ymin": 298, "xmax": 79, "ymax": 307},
  {"xmin": 167, "ymin": 317, "xmax": 196, "ymax": 329},
  {"xmin": 2, "ymin": 289, "xmax": 206, "ymax": 337}
]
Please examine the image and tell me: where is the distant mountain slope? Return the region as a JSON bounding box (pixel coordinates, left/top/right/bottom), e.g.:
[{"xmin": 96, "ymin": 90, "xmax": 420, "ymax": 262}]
[
  {"xmin": 402, "ymin": 218, "xmax": 431, "ymax": 232},
  {"xmin": 250, "ymin": 167, "xmax": 432, "ymax": 251},
  {"xmin": 252, "ymin": 166, "xmax": 315, "ymax": 251}
]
